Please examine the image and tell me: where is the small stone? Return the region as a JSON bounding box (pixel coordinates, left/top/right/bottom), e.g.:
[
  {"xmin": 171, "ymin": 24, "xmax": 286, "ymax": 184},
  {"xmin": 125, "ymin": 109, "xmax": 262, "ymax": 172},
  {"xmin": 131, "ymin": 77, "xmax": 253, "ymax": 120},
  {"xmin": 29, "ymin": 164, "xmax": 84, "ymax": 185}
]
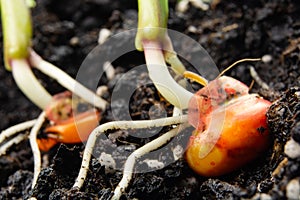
[
  {"xmin": 284, "ymin": 139, "xmax": 300, "ymax": 159},
  {"xmin": 190, "ymin": 0, "xmax": 209, "ymax": 11},
  {"xmin": 286, "ymin": 179, "xmax": 300, "ymax": 200},
  {"xmin": 143, "ymin": 159, "xmax": 164, "ymax": 170},
  {"xmin": 69, "ymin": 37, "xmax": 79, "ymax": 46},
  {"xmin": 176, "ymin": 0, "xmax": 189, "ymax": 13},
  {"xmin": 188, "ymin": 26, "xmax": 198, "ymax": 33},
  {"xmin": 98, "ymin": 28, "xmax": 111, "ymax": 44},
  {"xmin": 98, "ymin": 152, "xmax": 116, "ymax": 174},
  {"xmin": 172, "ymin": 145, "xmax": 184, "ymax": 160},
  {"xmin": 261, "ymin": 54, "xmax": 272, "ymax": 63}
]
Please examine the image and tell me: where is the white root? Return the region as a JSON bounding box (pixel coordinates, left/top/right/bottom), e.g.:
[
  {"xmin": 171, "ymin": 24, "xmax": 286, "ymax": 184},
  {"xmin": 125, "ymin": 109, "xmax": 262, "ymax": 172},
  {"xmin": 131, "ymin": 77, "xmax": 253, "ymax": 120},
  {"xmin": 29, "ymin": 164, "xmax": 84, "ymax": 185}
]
[
  {"xmin": 29, "ymin": 50, "xmax": 108, "ymax": 110},
  {"xmin": 11, "ymin": 59, "xmax": 52, "ymax": 110},
  {"xmin": 29, "ymin": 112, "xmax": 46, "ymax": 189},
  {"xmin": 0, "ymin": 119, "xmax": 36, "ymax": 144},
  {"xmin": 112, "ymin": 107, "xmax": 184, "ymax": 199},
  {"xmin": 143, "ymin": 41, "xmax": 193, "ymax": 109},
  {"xmin": 111, "ymin": 123, "xmax": 188, "ymax": 200},
  {"xmin": 72, "ymin": 115, "xmax": 188, "ymax": 189},
  {"xmin": 0, "ymin": 134, "xmax": 28, "ymax": 156}
]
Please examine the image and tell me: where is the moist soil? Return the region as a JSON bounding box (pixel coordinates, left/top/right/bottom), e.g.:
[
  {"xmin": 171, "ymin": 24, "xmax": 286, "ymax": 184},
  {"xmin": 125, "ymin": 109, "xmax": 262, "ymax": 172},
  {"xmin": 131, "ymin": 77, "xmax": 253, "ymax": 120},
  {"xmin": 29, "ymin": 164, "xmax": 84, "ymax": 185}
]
[{"xmin": 0, "ymin": 0, "xmax": 300, "ymax": 199}]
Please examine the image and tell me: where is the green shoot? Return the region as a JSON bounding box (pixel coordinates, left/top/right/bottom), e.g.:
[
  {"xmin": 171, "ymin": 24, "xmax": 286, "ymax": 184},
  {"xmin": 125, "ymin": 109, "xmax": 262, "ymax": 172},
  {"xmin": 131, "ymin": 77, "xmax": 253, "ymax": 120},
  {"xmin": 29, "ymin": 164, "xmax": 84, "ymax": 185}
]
[
  {"xmin": 1, "ymin": 0, "xmax": 52, "ymax": 109},
  {"xmin": 1, "ymin": 0, "xmax": 107, "ymax": 110},
  {"xmin": 1, "ymin": 0, "xmax": 32, "ymax": 70},
  {"xmin": 136, "ymin": 0, "xmax": 193, "ymax": 109}
]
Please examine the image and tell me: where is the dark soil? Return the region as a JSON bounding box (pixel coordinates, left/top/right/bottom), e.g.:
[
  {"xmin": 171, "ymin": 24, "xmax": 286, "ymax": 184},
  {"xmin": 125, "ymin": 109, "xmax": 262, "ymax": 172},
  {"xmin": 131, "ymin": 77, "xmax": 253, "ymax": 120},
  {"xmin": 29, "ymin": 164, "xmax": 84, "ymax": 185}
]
[{"xmin": 0, "ymin": 0, "xmax": 300, "ymax": 199}]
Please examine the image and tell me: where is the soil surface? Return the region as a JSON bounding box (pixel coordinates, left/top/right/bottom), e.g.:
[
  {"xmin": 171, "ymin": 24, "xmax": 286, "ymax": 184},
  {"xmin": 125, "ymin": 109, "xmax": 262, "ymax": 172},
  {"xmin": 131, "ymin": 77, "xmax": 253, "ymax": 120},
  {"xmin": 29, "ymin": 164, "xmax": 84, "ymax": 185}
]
[{"xmin": 0, "ymin": 0, "xmax": 300, "ymax": 199}]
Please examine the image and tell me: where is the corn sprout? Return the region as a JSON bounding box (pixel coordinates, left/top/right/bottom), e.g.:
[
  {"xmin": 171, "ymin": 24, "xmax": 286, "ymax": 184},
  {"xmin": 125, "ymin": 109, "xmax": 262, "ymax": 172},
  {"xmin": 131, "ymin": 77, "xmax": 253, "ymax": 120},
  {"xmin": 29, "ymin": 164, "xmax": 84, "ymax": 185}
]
[
  {"xmin": 1, "ymin": 0, "xmax": 106, "ymax": 110},
  {"xmin": 72, "ymin": 1, "xmax": 197, "ymax": 199},
  {"xmin": 0, "ymin": 0, "xmax": 107, "ymax": 192},
  {"xmin": 135, "ymin": 0, "xmax": 193, "ymax": 109}
]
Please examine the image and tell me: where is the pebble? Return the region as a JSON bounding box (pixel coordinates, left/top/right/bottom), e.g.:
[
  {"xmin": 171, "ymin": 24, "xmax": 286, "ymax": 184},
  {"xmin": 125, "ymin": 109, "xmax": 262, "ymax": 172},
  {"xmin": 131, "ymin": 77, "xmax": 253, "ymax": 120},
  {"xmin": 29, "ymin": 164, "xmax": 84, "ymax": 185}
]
[
  {"xmin": 190, "ymin": 0, "xmax": 209, "ymax": 11},
  {"xmin": 188, "ymin": 25, "xmax": 198, "ymax": 33},
  {"xmin": 284, "ymin": 139, "xmax": 300, "ymax": 159},
  {"xmin": 286, "ymin": 178, "xmax": 300, "ymax": 200},
  {"xmin": 98, "ymin": 152, "xmax": 116, "ymax": 174},
  {"xmin": 143, "ymin": 159, "xmax": 164, "ymax": 169},
  {"xmin": 98, "ymin": 28, "xmax": 111, "ymax": 44},
  {"xmin": 176, "ymin": 0, "xmax": 189, "ymax": 13},
  {"xmin": 172, "ymin": 145, "xmax": 184, "ymax": 161},
  {"xmin": 69, "ymin": 37, "xmax": 79, "ymax": 46},
  {"xmin": 262, "ymin": 54, "xmax": 272, "ymax": 63}
]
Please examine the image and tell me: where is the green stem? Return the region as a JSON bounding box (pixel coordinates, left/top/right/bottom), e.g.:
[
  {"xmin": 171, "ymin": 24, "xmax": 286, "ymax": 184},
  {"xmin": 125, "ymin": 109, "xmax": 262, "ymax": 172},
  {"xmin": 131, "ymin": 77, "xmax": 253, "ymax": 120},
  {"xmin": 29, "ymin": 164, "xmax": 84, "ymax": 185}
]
[
  {"xmin": 135, "ymin": 0, "xmax": 168, "ymax": 51},
  {"xmin": 1, "ymin": 0, "xmax": 52, "ymax": 109},
  {"xmin": 1, "ymin": 0, "xmax": 32, "ymax": 70},
  {"xmin": 136, "ymin": 0, "xmax": 191, "ymax": 108},
  {"xmin": 135, "ymin": 0, "xmax": 186, "ymax": 74}
]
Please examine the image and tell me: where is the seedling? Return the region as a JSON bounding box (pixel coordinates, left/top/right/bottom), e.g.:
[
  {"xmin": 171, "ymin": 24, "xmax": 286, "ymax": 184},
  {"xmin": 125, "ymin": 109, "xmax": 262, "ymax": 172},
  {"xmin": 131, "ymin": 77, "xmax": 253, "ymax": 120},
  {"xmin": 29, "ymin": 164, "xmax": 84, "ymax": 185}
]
[
  {"xmin": 71, "ymin": 1, "xmax": 272, "ymax": 199},
  {"xmin": 0, "ymin": 0, "xmax": 107, "ymax": 189},
  {"xmin": 0, "ymin": 0, "xmax": 273, "ymax": 199}
]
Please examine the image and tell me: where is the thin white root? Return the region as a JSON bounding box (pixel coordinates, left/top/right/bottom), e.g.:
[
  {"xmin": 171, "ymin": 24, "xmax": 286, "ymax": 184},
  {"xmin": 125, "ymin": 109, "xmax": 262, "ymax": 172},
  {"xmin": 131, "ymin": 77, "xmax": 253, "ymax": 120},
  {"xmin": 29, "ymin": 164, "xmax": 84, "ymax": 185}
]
[
  {"xmin": 72, "ymin": 115, "xmax": 188, "ymax": 189},
  {"xmin": 249, "ymin": 66, "xmax": 270, "ymax": 90},
  {"xmin": 11, "ymin": 59, "xmax": 52, "ymax": 110},
  {"xmin": 111, "ymin": 123, "xmax": 187, "ymax": 200},
  {"xmin": 218, "ymin": 58, "xmax": 261, "ymax": 78},
  {"xmin": 29, "ymin": 50, "xmax": 108, "ymax": 110},
  {"xmin": 0, "ymin": 134, "xmax": 28, "ymax": 156},
  {"xmin": 29, "ymin": 112, "xmax": 46, "ymax": 189},
  {"xmin": 0, "ymin": 120, "xmax": 36, "ymax": 144},
  {"xmin": 144, "ymin": 41, "xmax": 193, "ymax": 109}
]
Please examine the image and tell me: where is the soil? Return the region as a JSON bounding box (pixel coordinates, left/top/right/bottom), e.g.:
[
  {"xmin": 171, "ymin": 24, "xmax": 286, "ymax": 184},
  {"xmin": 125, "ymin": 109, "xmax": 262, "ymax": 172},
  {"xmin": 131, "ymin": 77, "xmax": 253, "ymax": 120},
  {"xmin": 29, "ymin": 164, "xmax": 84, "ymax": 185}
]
[{"xmin": 0, "ymin": 0, "xmax": 300, "ymax": 199}]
